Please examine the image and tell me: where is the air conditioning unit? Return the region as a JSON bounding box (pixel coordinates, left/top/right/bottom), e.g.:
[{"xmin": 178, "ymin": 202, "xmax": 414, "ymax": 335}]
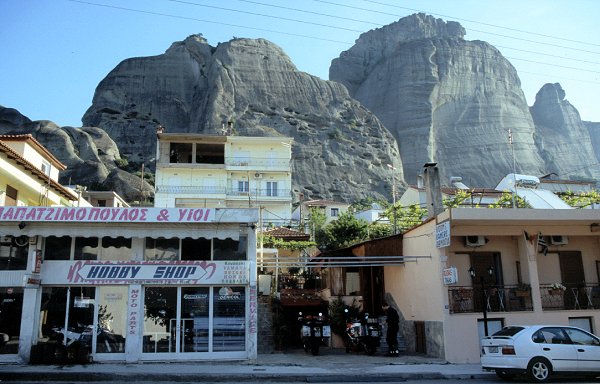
[
  {"xmin": 465, "ymin": 235, "xmax": 486, "ymax": 247},
  {"xmin": 254, "ymin": 173, "xmax": 263, "ymax": 179},
  {"xmin": 550, "ymin": 235, "xmax": 568, "ymax": 245}
]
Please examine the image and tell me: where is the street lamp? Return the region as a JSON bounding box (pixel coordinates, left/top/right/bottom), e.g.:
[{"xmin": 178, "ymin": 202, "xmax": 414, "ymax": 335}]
[
  {"xmin": 468, "ymin": 265, "xmax": 495, "ymax": 336},
  {"xmin": 387, "ymin": 163, "xmax": 397, "ymax": 234}
]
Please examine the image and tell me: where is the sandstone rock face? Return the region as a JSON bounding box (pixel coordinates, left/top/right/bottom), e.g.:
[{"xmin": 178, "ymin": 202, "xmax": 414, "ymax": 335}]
[
  {"xmin": 330, "ymin": 13, "xmax": 545, "ymax": 187},
  {"xmin": 83, "ymin": 35, "xmax": 403, "ymax": 202},
  {"xmin": 584, "ymin": 121, "xmax": 600, "ymax": 164},
  {"xmin": 531, "ymin": 83, "xmax": 600, "ymax": 180},
  {"xmin": 0, "ymin": 106, "xmax": 152, "ymax": 202}
]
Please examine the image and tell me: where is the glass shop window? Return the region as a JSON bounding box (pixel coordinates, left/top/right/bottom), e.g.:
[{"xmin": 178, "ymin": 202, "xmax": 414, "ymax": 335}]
[
  {"xmin": 213, "ymin": 286, "xmax": 245, "ymax": 352},
  {"xmin": 181, "ymin": 287, "xmax": 210, "ymax": 352},
  {"xmin": 143, "ymin": 287, "xmax": 177, "ymax": 353},
  {"xmin": 39, "ymin": 286, "xmax": 96, "ymax": 361},
  {"xmin": 44, "ymin": 236, "xmax": 72, "ymax": 260},
  {"xmin": 145, "ymin": 237, "xmax": 179, "ymax": 261},
  {"xmin": 101, "ymin": 237, "xmax": 131, "ymax": 261},
  {"xmin": 74, "ymin": 237, "xmax": 99, "ymax": 260},
  {"xmin": 213, "ymin": 236, "xmax": 247, "ymax": 261},
  {"xmin": 0, "ymin": 287, "xmax": 23, "ymax": 354},
  {"xmin": 181, "ymin": 238, "xmax": 211, "ymax": 261},
  {"xmin": 0, "ymin": 236, "xmax": 28, "ymax": 270}
]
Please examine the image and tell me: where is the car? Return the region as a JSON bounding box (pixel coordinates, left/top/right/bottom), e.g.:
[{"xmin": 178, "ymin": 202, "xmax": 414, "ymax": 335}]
[{"xmin": 480, "ymin": 325, "xmax": 600, "ymax": 382}]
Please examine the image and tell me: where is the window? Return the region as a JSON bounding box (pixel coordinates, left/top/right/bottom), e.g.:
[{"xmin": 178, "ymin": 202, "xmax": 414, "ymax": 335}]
[
  {"xmin": 331, "ymin": 208, "xmax": 339, "ymax": 217},
  {"xmin": 170, "ymin": 143, "xmax": 192, "ymax": 163},
  {"xmin": 101, "ymin": 237, "xmax": 131, "ymax": 261},
  {"xmin": 238, "ymin": 181, "xmax": 249, "ymax": 193},
  {"xmin": 0, "ymin": 237, "xmax": 28, "ymax": 270},
  {"xmin": 74, "ymin": 237, "xmax": 99, "ymax": 260},
  {"xmin": 214, "ymin": 237, "xmax": 247, "ymax": 260},
  {"xmin": 44, "ymin": 236, "xmax": 72, "ymax": 260},
  {"xmin": 41, "ymin": 160, "xmax": 51, "ymax": 176},
  {"xmin": 213, "ymin": 286, "xmax": 245, "ymax": 351},
  {"xmin": 145, "ymin": 237, "xmax": 178, "ymax": 261},
  {"xmin": 0, "ymin": 288, "xmax": 23, "ymax": 354},
  {"xmin": 5, "ymin": 185, "xmax": 17, "ymax": 206},
  {"xmin": 181, "ymin": 238, "xmax": 211, "ymax": 261},
  {"xmin": 97, "ymin": 199, "xmax": 107, "ymax": 207},
  {"xmin": 266, "ymin": 181, "xmax": 278, "ymax": 197}
]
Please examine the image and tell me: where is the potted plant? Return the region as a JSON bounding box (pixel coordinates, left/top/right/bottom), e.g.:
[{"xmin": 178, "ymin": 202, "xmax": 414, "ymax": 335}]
[{"xmin": 549, "ymin": 282, "xmax": 566, "ymax": 295}]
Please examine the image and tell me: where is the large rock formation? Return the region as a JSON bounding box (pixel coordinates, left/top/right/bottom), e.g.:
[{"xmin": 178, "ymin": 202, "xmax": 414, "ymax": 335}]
[
  {"xmin": 82, "ymin": 35, "xmax": 403, "ymax": 202},
  {"xmin": 531, "ymin": 83, "xmax": 600, "ymax": 180},
  {"xmin": 330, "ymin": 13, "xmax": 546, "ymax": 187},
  {"xmin": 0, "ymin": 106, "xmax": 152, "ymax": 202}
]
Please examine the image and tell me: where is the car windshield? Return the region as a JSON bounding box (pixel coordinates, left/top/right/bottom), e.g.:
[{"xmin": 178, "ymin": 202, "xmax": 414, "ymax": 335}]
[{"xmin": 492, "ymin": 326, "xmax": 525, "ymax": 337}]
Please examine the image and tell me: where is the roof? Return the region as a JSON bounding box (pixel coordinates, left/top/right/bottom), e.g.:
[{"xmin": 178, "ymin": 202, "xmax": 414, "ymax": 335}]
[
  {"xmin": 302, "ymin": 199, "xmax": 350, "ymax": 207},
  {"xmin": 263, "ymin": 227, "xmax": 310, "ymax": 241},
  {"xmin": 0, "ymin": 139, "xmax": 77, "ymax": 201},
  {"xmin": 0, "ymin": 134, "xmax": 66, "ymax": 170}
]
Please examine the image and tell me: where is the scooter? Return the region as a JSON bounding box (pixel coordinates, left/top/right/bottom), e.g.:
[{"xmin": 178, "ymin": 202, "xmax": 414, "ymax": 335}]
[
  {"xmin": 344, "ymin": 309, "xmax": 381, "ymax": 355},
  {"xmin": 298, "ymin": 312, "xmax": 331, "ymax": 355}
]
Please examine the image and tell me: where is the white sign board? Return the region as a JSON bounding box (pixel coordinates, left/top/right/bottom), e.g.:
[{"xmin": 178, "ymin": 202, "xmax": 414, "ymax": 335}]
[
  {"xmin": 436, "ymin": 221, "xmax": 450, "ymax": 248},
  {"xmin": 442, "ymin": 267, "xmax": 458, "ymax": 285}
]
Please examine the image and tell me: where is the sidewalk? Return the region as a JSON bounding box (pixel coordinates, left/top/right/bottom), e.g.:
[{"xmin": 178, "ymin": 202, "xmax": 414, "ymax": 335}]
[{"xmin": 0, "ymin": 349, "xmax": 493, "ymax": 382}]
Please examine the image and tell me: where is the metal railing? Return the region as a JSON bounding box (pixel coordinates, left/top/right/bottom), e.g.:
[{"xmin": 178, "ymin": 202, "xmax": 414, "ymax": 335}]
[
  {"xmin": 226, "ymin": 157, "xmax": 291, "ymax": 168},
  {"xmin": 540, "ymin": 283, "xmax": 600, "ymax": 310},
  {"xmin": 448, "ymin": 284, "xmax": 533, "ymax": 314},
  {"xmin": 155, "ymin": 186, "xmax": 292, "ymax": 198}
]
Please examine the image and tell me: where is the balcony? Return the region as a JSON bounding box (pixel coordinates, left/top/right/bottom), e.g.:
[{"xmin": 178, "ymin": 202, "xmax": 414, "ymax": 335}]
[
  {"xmin": 448, "ymin": 285, "xmax": 533, "ymax": 314},
  {"xmin": 449, "ymin": 283, "xmax": 600, "ymax": 313},
  {"xmin": 540, "ymin": 283, "xmax": 600, "ymax": 310},
  {"xmin": 155, "ymin": 186, "xmax": 292, "ymax": 199},
  {"xmin": 155, "ymin": 186, "xmax": 227, "ymax": 195},
  {"xmin": 228, "ymin": 189, "xmax": 292, "ymax": 199},
  {"xmin": 226, "ymin": 157, "xmax": 291, "ymax": 169}
]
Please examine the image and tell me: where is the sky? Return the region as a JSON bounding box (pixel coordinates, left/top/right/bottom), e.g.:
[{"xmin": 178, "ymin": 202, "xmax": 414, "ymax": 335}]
[{"xmin": 1, "ymin": 0, "xmax": 599, "ymax": 127}]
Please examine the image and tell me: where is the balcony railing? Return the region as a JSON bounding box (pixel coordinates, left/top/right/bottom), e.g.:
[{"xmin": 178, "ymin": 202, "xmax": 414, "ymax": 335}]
[
  {"xmin": 226, "ymin": 157, "xmax": 291, "ymax": 168},
  {"xmin": 155, "ymin": 186, "xmax": 292, "ymax": 198},
  {"xmin": 540, "ymin": 283, "xmax": 600, "ymax": 310},
  {"xmin": 449, "ymin": 283, "xmax": 600, "ymax": 313},
  {"xmin": 448, "ymin": 285, "xmax": 533, "ymax": 314}
]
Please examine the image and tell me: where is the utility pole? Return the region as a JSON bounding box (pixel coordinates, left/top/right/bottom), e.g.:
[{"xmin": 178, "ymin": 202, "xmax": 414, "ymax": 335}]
[{"xmin": 387, "ymin": 164, "xmax": 397, "ymax": 234}]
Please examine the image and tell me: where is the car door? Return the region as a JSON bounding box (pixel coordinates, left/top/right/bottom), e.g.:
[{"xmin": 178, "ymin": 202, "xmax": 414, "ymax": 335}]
[
  {"xmin": 563, "ymin": 327, "xmax": 600, "ymax": 372},
  {"xmin": 534, "ymin": 327, "xmax": 579, "ymax": 372}
]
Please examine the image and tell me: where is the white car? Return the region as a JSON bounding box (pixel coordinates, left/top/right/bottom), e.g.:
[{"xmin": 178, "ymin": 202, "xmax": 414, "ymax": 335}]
[{"xmin": 481, "ymin": 325, "xmax": 600, "ymax": 382}]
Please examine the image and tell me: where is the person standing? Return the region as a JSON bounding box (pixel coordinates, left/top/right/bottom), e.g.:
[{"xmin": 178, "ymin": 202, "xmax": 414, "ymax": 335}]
[{"xmin": 382, "ymin": 302, "xmax": 399, "ymax": 356}]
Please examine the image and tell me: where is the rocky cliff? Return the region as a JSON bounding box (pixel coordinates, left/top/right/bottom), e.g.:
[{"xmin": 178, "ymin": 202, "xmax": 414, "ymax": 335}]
[
  {"xmin": 330, "ymin": 13, "xmax": 546, "ymax": 187},
  {"xmin": 0, "ymin": 106, "xmax": 152, "ymax": 201},
  {"xmin": 82, "ymin": 35, "xmax": 403, "ymax": 202},
  {"xmin": 531, "ymin": 83, "xmax": 600, "ymax": 180}
]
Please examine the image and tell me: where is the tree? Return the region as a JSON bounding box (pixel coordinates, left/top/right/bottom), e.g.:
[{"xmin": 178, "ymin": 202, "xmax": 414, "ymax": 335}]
[
  {"xmin": 320, "ymin": 211, "xmax": 369, "ymax": 250},
  {"xmin": 488, "ymin": 191, "xmax": 530, "ymax": 208},
  {"xmin": 367, "ymin": 222, "xmax": 392, "ymax": 240},
  {"xmin": 306, "ymin": 207, "xmax": 327, "ymax": 242},
  {"xmin": 385, "ymin": 203, "xmax": 427, "ymax": 233}
]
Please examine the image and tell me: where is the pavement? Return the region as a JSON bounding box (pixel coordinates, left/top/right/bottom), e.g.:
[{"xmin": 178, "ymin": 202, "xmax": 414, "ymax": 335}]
[{"xmin": 0, "ymin": 349, "xmax": 494, "ymax": 382}]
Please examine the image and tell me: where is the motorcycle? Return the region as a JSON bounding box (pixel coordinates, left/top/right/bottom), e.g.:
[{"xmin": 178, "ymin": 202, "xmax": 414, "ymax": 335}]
[
  {"xmin": 298, "ymin": 312, "xmax": 330, "ymax": 355},
  {"xmin": 343, "ymin": 309, "xmax": 381, "ymax": 355}
]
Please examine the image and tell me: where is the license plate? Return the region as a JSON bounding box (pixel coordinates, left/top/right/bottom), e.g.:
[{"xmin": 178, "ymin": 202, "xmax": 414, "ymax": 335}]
[{"xmin": 488, "ymin": 346, "xmax": 498, "ymax": 353}]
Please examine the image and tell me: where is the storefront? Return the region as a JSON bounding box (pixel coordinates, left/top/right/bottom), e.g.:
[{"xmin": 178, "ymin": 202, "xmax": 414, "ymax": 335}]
[{"xmin": 0, "ymin": 206, "xmax": 258, "ymax": 363}]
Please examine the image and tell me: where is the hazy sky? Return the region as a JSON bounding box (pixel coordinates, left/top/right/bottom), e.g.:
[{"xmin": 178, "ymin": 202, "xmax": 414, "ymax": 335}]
[{"xmin": 1, "ymin": 0, "xmax": 599, "ymax": 127}]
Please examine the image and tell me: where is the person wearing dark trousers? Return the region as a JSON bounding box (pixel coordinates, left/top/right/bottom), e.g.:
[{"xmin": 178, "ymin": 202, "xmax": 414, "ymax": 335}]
[{"xmin": 382, "ymin": 302, "xmax": 399, "ymax": 356}]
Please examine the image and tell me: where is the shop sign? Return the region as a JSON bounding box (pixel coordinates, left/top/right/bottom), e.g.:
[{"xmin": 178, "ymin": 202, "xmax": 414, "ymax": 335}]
[
  {"xmin": 33, "ymin": 249, "xmax": 42, "ymax": 273},
  {"xmin": 442, "ymin": 266, "xmax": 458, "ymax": 285},
  {"xmin": 23, "ymin": 273, "xmax": 41, "ymax": 288},
  {"xmin": 42, "ymin": 260, "xmax": 250, "ymax": 285},
  {"xmin": 0, "ymin": 206, "xmax": 215, "ymax": 223},
  {"xmin": 436, "ymin": 221, "xmax": 450, "ymax": 248}
]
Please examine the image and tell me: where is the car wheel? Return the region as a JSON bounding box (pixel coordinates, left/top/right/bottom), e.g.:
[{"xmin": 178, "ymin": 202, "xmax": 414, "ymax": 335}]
[
  {"xmin": 527, "ymin": 357, "xmax": 552, "ymax": 383},
  {"xmin": 495, "ymin": 369, "xmax": 515, "ymax": 380}
]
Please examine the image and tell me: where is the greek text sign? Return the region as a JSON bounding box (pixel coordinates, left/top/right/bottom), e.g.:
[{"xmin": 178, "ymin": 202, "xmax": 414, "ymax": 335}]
[
  {"xmin": 41, "ymin": 260, "xmax": 249, "ymax": 285},
  {"xmin": 442, "ymin": 267, "xmax": 458, "ymax": 285},
  {"xmin": 436, "ymin": 221, "xmax": 450, "ymax": 248},
  {"xmin": 0, "ymin": 206, "xmax": 214, "ymax": 223}
]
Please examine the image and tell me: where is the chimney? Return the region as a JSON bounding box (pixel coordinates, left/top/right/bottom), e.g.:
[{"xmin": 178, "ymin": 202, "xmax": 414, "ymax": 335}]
[{"xmin": 424, "ymin": 162, "xmax": 443, "ymax": 218}]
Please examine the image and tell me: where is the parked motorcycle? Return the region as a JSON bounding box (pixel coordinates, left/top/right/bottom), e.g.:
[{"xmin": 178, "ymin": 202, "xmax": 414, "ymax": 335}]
[
  {"xmin": 343, "ymin": 309, "xmax": 381, "ymax": 355},
  {"xmin": 298, "ymin": 312, "xmax": 331, "ymax": 355}
]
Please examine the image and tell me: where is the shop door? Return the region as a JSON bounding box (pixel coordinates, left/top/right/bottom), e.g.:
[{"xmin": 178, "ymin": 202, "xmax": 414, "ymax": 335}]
[
  {"xmin": 142, "ymin": 286, "xmax": 246, "ymax": 358},
  {"xmin": 559, "ymin": 252, "xmax": 585, "ymax": 309}
]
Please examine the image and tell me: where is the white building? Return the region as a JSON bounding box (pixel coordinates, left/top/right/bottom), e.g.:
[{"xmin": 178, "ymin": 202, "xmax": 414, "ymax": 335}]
[{"xmin": 154, "ymin": 133, "xmax": 293, "ymax": 227}]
